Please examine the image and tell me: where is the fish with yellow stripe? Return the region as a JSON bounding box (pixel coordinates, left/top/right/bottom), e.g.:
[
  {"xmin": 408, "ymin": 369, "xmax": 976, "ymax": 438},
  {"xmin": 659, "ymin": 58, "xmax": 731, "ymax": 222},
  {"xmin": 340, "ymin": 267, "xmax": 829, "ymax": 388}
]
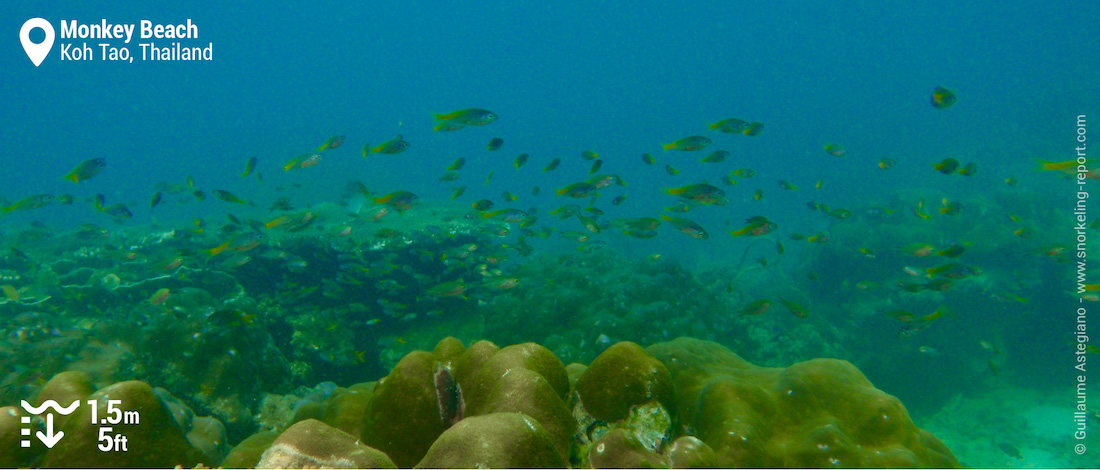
[
  {"xmin": 662, "ymin": 136, "xmax": 711, "ymax": 151},
  {"xmin": 365, "ymin": 135, "xmax": 410, "ymax": 155},
  {"xmin": 731, "ymin": 216, "xmax": 777, "ymax": 237},
  {"xmin": 434, "ymin": 108, "xmax": 497, "ymax": 131},
  {"xmin": 1039, "ymin": 159, "xmax": 1100, "ymax": 180},
  {"xmin": 62, "ymin": 158, "xmax": 106, "ymax": 183},
  {"xmin": 373, "ymin": 190, "xmax": 419, "ymax": 212},
  {"xmin": 207, "ymin": 232, "xmax": 265, "ymax": 257},
  {"xmin": 665, "ymin": 183, "xmax": 727, "ymax": 205}
]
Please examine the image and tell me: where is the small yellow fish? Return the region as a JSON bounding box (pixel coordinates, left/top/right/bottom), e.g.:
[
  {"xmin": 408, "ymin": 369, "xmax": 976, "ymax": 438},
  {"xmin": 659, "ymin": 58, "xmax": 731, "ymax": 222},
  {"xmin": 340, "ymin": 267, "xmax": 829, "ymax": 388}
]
[
  {"xmin": 738, "ymin": 299, "xmax": 771, "ymax": 316},
  {"xmin": 213, "ymin": 190, "xmax": 248, "ymax": 205},
  {"xmin": 709, "ymin": 118, "xmax": 751, "ymax": 134},
  {"xmin": 701, "ymin": 150, "xmax": 729, "ymax": 163},
  {"xmin": 435, "ymin": 108, "xmax": 497, "ymax": 127},
  {"xmin": 930, "ymin": 86, "xmax": 956, "ymax": 109},
  {"xmin": 241, "ymin": 157, "xmax": 258, "ymax": 177},
  {"xmin": 3, "ymin": 194, "xmax": 53, "ymax": 213},
  {"xmin": 730, "ymin": 216, "xmax": 777, "ymax": 237},
  {"xmin": 662, "ymin": 136, "xmax": 711, "ymax": 151},
  {"xmin": 824, "ymin": 143, "xmax": 846, "ymax": 157},
  {"xmin": 589, "ymin": 160, "xmax": 603, "ymax": 175},
  {"xmin": 661, "ymin": 214, "xmax": 708, "ymax": 239},
  {"xmin": 147, "ymin": 288, "xmax": 170, "ymax": 305},
  {"xmin": 368, "ymin": 135, "xmax": 410, "ymax": 154},
  {"xmin": 62, "ymin": 158, "xmax": 107, "ymax": 183},
  {"xmin": 913, "ymin": 199, "xmax": 931, "ymax": 219},
  {"xmin": 779, "ymin": 297, "xmax": 809, "ymax": 318},
  {"xmin": 284, "ymin": 153, "xmax": 322, "ymax": 171},
  {"xmin": 1, "ymin": 285, "xmax": 19, "ymax": 301},
  {"xmin": 426, "ymin": 280, "xmax": 467, "ymax": 297},
  {"xmin": 958, "ymin": 162, "xmax": 978, "ymax": 176},
  {"xmin": 265, "ymin": 215, "xmax": 289, "ymax": 229},
  {"xmin": 472, "ymin": 199, "xmax": 494, "ymax": 211},
  {"xmin": 933, "ymin": 157, "xmax": 959, "ymax": 174},
  {"xmin": 318, "ymin": 135, "xmax": 346, "ymax": 151}
]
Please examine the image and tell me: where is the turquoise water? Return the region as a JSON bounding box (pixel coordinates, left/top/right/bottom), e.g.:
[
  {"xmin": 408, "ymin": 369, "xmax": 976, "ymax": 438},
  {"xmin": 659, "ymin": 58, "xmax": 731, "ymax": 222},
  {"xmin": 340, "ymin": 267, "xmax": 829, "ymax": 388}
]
[{"xmin": 2, "ymin": 1, "xmax": 1098, "ymax": 467}]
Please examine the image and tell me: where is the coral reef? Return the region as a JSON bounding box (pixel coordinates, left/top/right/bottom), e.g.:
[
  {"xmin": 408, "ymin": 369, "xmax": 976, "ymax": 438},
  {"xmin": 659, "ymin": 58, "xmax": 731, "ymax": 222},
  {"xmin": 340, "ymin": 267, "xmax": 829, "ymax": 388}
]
[
  {"xmin": 0, "ymin": 405, "xmax": 40, "ymax": 467},
  {"xmin": 647, "ymin": 337, "xmax": 959, "ymax": 467},
  {"xmin": 574, "ymin": 341, "xmax": 674, "ymax": 422},
  {"xmin": 4, "ymin": 336, "xmax": 958, "ymax": 468},
  {"xmin": 416, "ymin": 412, "xmax": 566, "ymax": 468},
  {"xmin": 237, "ymin": 336, "xmax": 956, "ymax": 468},
  {"xmin": 255, "ymin": 419, "xmax": 395, "ymax": 468},
  {"xmin": 39, "ymin": 380, "xmax": 215, "ymax": 467},
  {"xmin": 1, "ymin": 210, "xmax": 835, "ymax": 449}
]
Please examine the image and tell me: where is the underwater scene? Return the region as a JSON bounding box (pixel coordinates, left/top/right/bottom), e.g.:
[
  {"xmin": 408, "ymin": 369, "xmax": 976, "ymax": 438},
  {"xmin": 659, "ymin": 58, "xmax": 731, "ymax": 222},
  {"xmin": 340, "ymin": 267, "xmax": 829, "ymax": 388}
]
[{"xmin": 1, "ymin": 1, "xmax": 1097, "ymax": 468}]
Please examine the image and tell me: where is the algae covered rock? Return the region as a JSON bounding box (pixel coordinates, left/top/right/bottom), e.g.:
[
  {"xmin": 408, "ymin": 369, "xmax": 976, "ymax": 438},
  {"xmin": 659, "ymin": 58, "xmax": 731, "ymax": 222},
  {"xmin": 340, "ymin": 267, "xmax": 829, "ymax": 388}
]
[
  {"xmin": 360, "ymin": 337, "xmax": 576, "ymax": 467},
  {"xmin": 317, "ymin": 381, "xmax": 374, "ymax": 436},
  {"xmin": 576, "ymin": 341, "xmax": 675, "ymax": 422},
  {"xmin": 588, "ymin": 428, "xmax": 670, "ymax": 468},
  {"xmin": 466, "ymin": 342, "xmax": 569, "ymax": 401},
  {"xmin": 646, "ymin": 337, "xmax": 960, "ymax": 468},
  {"xmin": 663, "ymin": 435, "xmax": 720, "ymax": 468},
  {"xmin": 414, "ymin": 412, "xmax": 566, "ymax": 468},
  {"xmin": 449, "ymin": 339, "xmax": 499, "ymax": 392},
  {"xmin": 0, "ymin": 405, "xmax": 41, "ymax": 467},
  {"xmin": 431, "ymin": 336, "xmax": 467, "ymax": 364},
  {"xmin": 465, "ymin": 365, "xmax": 574, "ymax": 462},
  {"xmin": 256, "ymin": 418, "xmax": 395, "ymax": 468},
  {"xmin": 359, "ymin": 350, "xmax": 449, "ymax": 467},
  {"xmin": 221, "ymin": 430, "xmax": 279, "ymax": 469},
  {"xmin": 187, "ymin": 415, "xmax": 230, "ymax": 466}
]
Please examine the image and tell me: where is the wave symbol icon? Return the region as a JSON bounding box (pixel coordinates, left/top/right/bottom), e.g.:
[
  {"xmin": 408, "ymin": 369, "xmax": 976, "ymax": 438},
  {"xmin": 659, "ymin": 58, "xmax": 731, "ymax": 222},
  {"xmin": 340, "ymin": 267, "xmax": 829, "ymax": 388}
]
[{"xmin": 20, "ymin": 400, "xmax": 79, "ymax": 415}]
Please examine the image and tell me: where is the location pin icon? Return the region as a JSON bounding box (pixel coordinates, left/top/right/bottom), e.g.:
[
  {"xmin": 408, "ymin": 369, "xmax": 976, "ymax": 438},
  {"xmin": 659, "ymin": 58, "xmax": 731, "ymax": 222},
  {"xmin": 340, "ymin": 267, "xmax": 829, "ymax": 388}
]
[{"xmin": 20, "ymin": 18, "xmax": 55, "ymax": 67}]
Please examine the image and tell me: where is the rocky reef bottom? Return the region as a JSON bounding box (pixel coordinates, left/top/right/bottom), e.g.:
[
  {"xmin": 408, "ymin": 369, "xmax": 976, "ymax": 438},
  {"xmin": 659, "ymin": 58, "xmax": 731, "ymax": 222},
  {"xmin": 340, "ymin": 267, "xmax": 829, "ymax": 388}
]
[{"xmin": 1, "ymin": 336, "xmax": 959, "ymax": 468}]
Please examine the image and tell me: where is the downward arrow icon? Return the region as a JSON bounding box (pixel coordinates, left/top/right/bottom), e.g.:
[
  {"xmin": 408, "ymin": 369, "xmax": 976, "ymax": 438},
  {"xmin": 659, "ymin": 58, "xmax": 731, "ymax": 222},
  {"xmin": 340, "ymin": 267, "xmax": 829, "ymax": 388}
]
[{"xmin": 36, "ymin": 413, "xmax": 64, "ymax": 448}]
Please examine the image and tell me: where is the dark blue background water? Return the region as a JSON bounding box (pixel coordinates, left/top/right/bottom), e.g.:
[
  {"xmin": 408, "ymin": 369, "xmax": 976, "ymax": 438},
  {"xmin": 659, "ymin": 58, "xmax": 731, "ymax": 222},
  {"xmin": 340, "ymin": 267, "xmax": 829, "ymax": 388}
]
[{"xmin": 4, "ymin": 0, "xmax": 1094, "ymax": 226}]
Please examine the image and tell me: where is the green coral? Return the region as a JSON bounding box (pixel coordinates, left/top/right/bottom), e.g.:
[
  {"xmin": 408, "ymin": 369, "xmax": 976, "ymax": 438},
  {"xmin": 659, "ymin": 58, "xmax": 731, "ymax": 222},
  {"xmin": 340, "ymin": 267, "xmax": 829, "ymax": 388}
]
[
  {"xmin": 257, "ymin": 419, "xmax": 395, "ymax": 468},
  {"xmin": 359, "ymin": 351, "xmax": 447, "ymax": 467},
  {"xmin": 575, "ymin": 341, "xmax": 675, "ymax": 422},
  {"xmin": 14, "ymin": 336, "xmax": 960, "ymax": 469},
  {"xmin": 647, "ymin": 337, "xmax": 960, "ymax": 468},
  {"xmin": 415, "ymin": 412, "xmax": 566, "ymax": 468}
]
